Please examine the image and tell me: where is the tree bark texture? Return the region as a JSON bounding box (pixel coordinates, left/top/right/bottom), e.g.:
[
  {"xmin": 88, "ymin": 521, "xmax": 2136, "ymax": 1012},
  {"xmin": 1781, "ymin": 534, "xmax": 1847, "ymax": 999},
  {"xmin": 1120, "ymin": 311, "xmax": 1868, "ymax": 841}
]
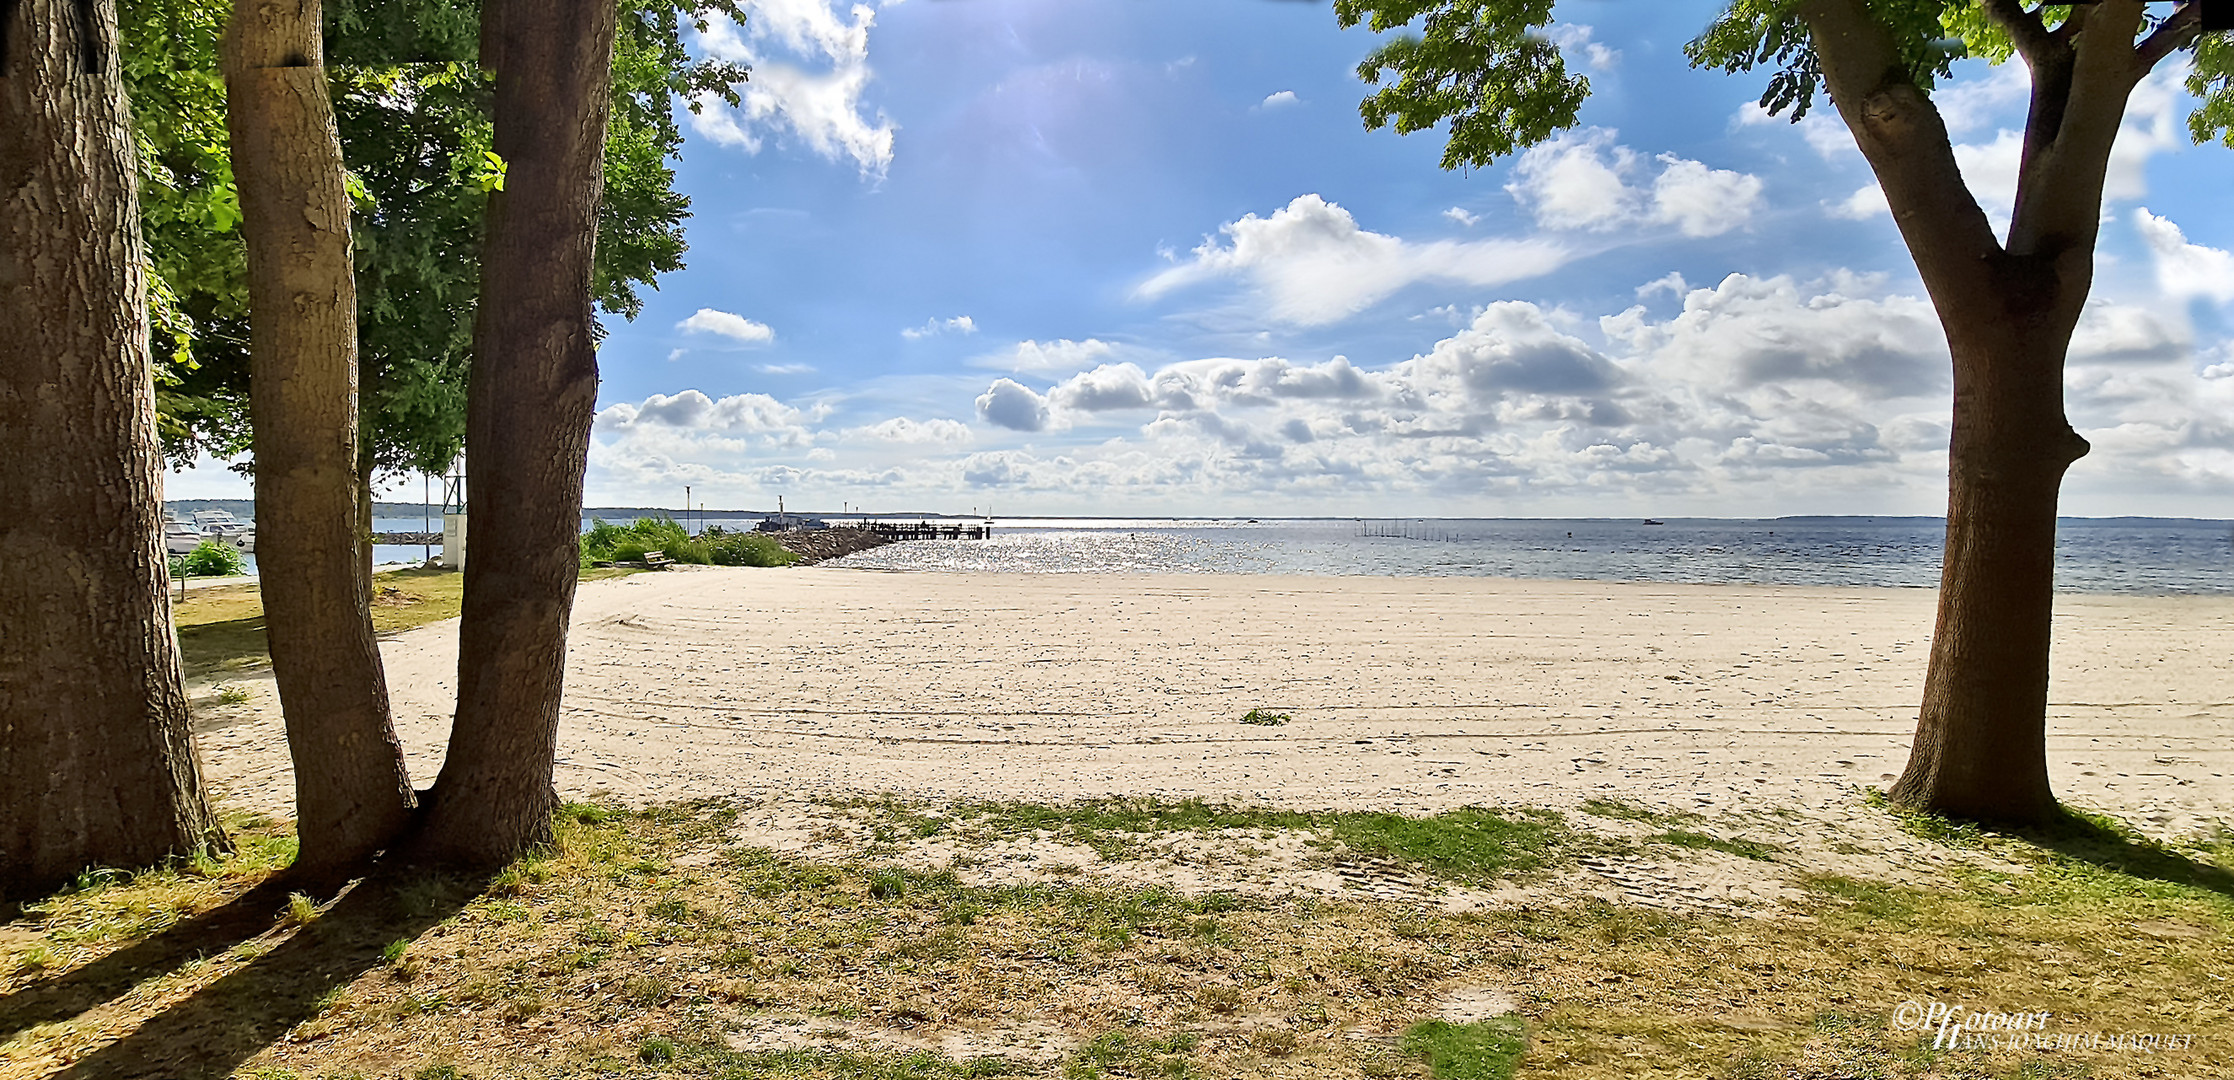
[
  {"xmin": 224, "ymin": 0, "xmax": 415, "ymax": 874},
  {"xmin": 412, "ymin": 0, "xmax": 618, "ymax": 867},
  {"xmin": 1800, "ymin": 0, "xmax": 2167, "ymax": 823},
  {"xmin": 0, "ymin": 0, "xmax": 227, "ymax": 898}
]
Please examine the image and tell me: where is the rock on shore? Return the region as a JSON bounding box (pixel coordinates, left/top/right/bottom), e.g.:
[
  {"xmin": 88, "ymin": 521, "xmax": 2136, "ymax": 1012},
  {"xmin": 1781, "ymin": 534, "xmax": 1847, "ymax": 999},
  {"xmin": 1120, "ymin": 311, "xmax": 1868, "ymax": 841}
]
[{"xmin": 765, "ymin": 527, "xmax": 897, "ymax": 565}]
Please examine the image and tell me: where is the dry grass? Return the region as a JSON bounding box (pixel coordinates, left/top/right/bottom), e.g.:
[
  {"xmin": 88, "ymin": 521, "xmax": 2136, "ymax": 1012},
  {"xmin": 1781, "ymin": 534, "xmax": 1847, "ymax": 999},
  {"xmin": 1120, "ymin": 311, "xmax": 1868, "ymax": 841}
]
[
  {"xmin": 172, "ymin": 566, "xmax": 637, "ymax": 678},
  {"xmin": 1, "ymin": 799, "xmax": 2228, "ymax": 1080}
]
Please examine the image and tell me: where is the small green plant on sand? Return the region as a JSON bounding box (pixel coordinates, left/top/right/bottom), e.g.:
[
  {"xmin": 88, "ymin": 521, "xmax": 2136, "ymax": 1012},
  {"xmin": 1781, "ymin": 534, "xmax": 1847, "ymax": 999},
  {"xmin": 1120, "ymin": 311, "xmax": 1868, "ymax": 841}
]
[
  {"xmin": 281, "ymin": 891, "xmax": 320, "ymax": 927},
  {"xmin": 216, "ymin": 684, "xmax": 252, "ymax": 706},
  {"xmin": 1237, "ymin": 708, "xmax": 1290, "ymax": 726}
]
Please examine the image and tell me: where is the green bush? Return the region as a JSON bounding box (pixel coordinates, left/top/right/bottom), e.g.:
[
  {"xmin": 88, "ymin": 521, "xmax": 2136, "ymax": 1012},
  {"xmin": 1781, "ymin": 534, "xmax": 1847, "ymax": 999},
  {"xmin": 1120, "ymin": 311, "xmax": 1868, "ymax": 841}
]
[
  {"xmin": 175, "ymin": 539, "xmax": 247, "ymax": 578},
  {"xmin": 577, "ymin": 517, "xmax": 795, "ymax": 568},
  {"xmin": 706, "ymin": 531, "xmax": 796, "ymax": 567}
]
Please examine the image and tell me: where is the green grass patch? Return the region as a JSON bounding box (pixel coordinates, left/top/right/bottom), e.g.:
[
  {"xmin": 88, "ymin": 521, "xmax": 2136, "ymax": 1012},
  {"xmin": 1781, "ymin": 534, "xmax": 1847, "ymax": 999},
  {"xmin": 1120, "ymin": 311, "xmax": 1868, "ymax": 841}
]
[
  {"xmin": 1650, "ymin": 829, "xmax": 1780, "ymax": 861},
  {"xmin": 1401, "ymin": 1018, "xmax": 1528, "ymax": 1080},
  {"xmin": 1067, "ymin": 1030, "xmax": 1199, "ymax": 1079},
  {"xmin": 852, "ymin": 797, "xmax": 1585, "ymax": 883},
  {"xmin": 1237, "ymin": 708, "xmax": 1290, "ymax": 726}
]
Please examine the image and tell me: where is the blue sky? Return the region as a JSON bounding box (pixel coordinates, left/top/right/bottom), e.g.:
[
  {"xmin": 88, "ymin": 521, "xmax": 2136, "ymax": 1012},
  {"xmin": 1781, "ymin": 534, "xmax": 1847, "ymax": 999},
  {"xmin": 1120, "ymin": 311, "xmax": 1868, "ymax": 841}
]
[{"xmin": 174, "ymin": 0, "xmax": 2234, "ymax": 517}]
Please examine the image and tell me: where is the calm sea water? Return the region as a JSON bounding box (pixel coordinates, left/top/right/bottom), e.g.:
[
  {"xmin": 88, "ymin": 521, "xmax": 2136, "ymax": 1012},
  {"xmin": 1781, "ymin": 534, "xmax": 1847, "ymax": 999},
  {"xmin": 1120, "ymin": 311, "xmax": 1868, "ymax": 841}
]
[
  {"xmin": 223, "ymin": 514, "xmax": 2233, "ymax": 595},
  {"xmin": 808, "ymin": 516, "xmax": 2233, "ymax": 595}
]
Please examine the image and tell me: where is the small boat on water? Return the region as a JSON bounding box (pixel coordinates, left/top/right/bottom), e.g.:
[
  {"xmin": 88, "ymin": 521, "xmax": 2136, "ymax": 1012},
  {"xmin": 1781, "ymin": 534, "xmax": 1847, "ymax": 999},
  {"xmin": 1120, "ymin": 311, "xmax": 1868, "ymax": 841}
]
[
  {"xmin": 189, "ymin": 510, "xmax": 256, "ymax": 552},
  {"xmin": 1642, "ymin": 519, "xmax": 1665, "ymax": 526},
  {"xmin": 163, "ymin": 518, "xmax": 203, "ymax": 554}
]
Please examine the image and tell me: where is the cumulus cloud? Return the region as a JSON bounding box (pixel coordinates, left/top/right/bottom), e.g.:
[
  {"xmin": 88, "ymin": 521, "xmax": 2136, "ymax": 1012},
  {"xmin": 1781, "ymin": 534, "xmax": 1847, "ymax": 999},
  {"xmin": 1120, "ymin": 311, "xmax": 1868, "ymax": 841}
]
[
  {"xmin": 847, "ymin": 416, "xmax": 974, "ymax": 447},
  {"xmin": 1605, "ymin": 272, "xmax": 1944, "ymax": 397},
  {"xmin": 587, "ymin": 270, "xmax": 2231, "ymax": 514},
  {"xmin": 1547, "ymin": 24, "xmax": 1619, "ymax": 71},
  {"xmin": 972, "ymin": 337, "xmax": 1119, "ymax": 374},
  {"xmin": 902, "ymin": 315, "xmax": 978, "ymax": 340},
  {"xmin": 1506, "ymin": 129, "xmax": 1762, "ymax": 237},
  {"xmin": 2135, "ymin": 208, "xmax": 2234, "ymax": 303},
  {"xmin": 677, "ymin": 308, "xmax": 776, "ymax": 343},
  {"xmin": 1259, "ymin": 90, "xmax": 1299, "ymax": 109},
  {"xmin": 597, "ymin": 390, "xmax": 816, "ymax": 438},
  {"xmin": 1443, "ymin": 206, "xmax": 1480, "ymax": 227},
  {"xmin": 976, "ymin": 378, "xmax": 1052, "ymax": 432},
  {"xmin": 692, "ymin": 0, "xmax": 897, "ymax": 178},
  {"xmin": 1137, "ymin": 194, "xmax": 1571, "ymax": 326}
]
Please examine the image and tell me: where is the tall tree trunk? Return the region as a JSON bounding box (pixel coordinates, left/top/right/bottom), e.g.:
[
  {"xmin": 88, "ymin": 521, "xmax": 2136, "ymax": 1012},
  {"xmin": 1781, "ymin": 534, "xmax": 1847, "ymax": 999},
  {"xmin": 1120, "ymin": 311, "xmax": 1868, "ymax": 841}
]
[
  {"xmin": 1891, "ymin": 323, "xmax": 2088, "ymax": 823},
  {"xmin": 411, "ymin": 0, "xmax": 617, "ymax": 866},
  {"xmin": 224, "ymin": 0, "xmax": 415, "ymax": 876},
  {"xmin": 1799, "ymin": 0, "xmax": 2157, "ymax": 824},
  {"xmin": 0, "ymin": 0, "xmax": 227, "ymax": 898}
]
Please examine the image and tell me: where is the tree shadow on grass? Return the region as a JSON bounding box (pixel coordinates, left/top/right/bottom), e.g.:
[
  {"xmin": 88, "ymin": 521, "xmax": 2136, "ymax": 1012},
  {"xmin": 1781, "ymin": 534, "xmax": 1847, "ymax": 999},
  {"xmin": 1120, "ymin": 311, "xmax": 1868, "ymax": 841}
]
[
  {"xmin": 175, "ymin": 615, "xmax": 271, "ymax": 680},
  {"xmin": 0, "ymin": 879, "xmax": 300, "ymax": 1042},
  {"xmin": 4, "ymin": 869, "xmax": 478, "ymax": 1080},
  {"xmin": 2023, "ymin": 810, "xmax": 2234, "ymax": 901}
]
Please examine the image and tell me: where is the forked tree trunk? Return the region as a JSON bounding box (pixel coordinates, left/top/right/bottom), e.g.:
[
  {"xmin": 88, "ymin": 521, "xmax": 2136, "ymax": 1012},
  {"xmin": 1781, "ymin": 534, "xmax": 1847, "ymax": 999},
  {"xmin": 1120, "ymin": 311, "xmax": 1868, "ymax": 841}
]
[
  {"xmin": 1798, "ymin": 0, "xmax": 2166, "ymax": 824},
  {"xmin": 0, "ymin": 0, "xmax": 227, "ymax": 898},
  {"xmin": 411, "ymin": 0, "xmax": 618, "ymax": 866},
  {"xmin": 224, "ymin": 0, "xmax": 415, "ymax": 876}
]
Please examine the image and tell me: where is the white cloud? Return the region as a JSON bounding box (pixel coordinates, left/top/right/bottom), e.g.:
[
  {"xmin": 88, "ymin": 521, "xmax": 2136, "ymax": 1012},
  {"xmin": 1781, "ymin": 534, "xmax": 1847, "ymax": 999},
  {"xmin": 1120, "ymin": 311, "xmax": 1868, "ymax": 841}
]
[
  {"xmin": 1828, "ymin": 184, "xmax": 1888, "ymax": 221},
  {"xmin": 976, "ymin": 378, "xmax": 1052, "ymax": 432},
  {"xmin": 1259, "ymin": 90, "xmax": 1299, "ymax": 109},
  {"xmin": 757, "ymin": 362, "xmax": 816, "ymax": 375},
  {"xmin": 1507, "ymin": 129, "xmax": 1762, "ymax": 237},
  {"xmin": 1443, "ymin": 207, "xmax": 1480, "ymax": 227},
  {"xmin": 847, "ymin": 416, "xmax": 974, "ymax": 447},
  {"xmin": 2135, "ymin": 207, "xmax": 2234, "ymax": 303},
  {"xmin": 692, "ymin": 2, "xmax": 897, "ymax": 178},
  {"xmin": 1507, "ymin": 129, "xmax": 1637, "ymax": 230},
  {"xmin": 977, "ymin": 337, "xmax": 1118, "ymax": 374},
  {"xmin": 902, "ymin": 315, "xmax": 978, "ymax": 340},
  {"xmin": 1547, "ymin": 24, "xmax": 1619, "ymax": 72},
  {"xmin": 587, "ymin": 267, "xmax": 2234, "ymax": 513},
  {"xmin": 1650, "ymin": 155, "xmax": 1765, "ymax": 236},
  {"xmin": 597, "ymin": 390, "xmax": 814, "ymax": 436},
  {"xmin": 1136, "ymin": 194, "xmax": 1571, "ymax": 326},
  {"xmin": 677, "ymin": 308, "xmax": 776, "ymax": 343}
]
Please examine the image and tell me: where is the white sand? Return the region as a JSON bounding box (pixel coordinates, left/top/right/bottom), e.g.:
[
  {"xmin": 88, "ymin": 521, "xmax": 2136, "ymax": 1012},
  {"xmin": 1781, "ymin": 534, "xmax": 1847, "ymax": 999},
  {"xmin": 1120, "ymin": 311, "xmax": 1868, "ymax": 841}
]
[{"xmin": 191, "ymin": 566, "xmax": 2234, "ymax": 837}]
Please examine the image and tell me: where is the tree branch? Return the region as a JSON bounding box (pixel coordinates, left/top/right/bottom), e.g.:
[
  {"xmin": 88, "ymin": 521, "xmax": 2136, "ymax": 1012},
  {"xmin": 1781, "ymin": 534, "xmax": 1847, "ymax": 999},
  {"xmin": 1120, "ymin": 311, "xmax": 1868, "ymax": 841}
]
[
  {"xmin": 1795, "ymin": 0, "xmax": 2003, "ymax": 298},
  {"xmin": 1982, "ymin": 0, "xmax": 2059, "ymax": 67},
  {"xmin": 2136, "ymin": 0, "xmax": 2202, "ymax": 71}
]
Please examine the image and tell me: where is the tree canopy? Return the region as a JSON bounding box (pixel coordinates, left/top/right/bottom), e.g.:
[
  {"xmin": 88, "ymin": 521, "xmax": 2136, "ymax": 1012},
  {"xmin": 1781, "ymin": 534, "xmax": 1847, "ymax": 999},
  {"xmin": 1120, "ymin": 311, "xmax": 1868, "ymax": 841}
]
[
  {"xmin": 123, "ymin": 0, "xmax": 747, "ymax": 481},
  {"xmin": 1334, "ymin": 0, "xmax": 2228, "ymax": 170}
]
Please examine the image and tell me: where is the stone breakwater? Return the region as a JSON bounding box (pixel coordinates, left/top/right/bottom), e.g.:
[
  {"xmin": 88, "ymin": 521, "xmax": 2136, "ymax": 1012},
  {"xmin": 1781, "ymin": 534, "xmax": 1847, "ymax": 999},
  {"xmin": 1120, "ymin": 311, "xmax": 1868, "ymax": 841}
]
[
  {"xmin": 373, "ymin": 531, "xmax": 443, "ymax": 545},
  {"xmin": 766, "ymin": 527, "xmax": 897, "ymax": 565}
]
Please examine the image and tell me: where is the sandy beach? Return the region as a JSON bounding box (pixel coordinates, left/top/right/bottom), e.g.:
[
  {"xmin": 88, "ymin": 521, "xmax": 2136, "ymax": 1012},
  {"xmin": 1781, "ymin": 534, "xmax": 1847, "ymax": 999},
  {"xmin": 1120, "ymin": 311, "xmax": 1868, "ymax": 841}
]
[{"xmin": 190, "ymin": 566, "xmax": 2234, "ymax": 838}]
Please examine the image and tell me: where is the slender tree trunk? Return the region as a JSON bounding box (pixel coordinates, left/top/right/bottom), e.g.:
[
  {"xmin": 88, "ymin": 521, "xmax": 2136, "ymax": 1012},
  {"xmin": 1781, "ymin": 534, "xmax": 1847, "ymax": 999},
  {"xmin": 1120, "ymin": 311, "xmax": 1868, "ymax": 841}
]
[
  {"xmin": 411, "ymin": 0, "xmax": 618, "ymax": 866},
  {"xmin": 0, "ymin": 0, "xmax": 227, "ymax": 898},
  {"xmin": 224, "ymin": 0, "xmax": 414, "ymax": 876}
]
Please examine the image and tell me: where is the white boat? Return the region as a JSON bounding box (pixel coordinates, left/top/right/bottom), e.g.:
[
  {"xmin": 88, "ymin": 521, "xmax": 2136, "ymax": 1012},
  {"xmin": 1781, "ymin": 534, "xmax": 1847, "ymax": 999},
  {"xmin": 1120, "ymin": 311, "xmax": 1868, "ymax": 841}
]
[
  {"xmin": 192, "ymin": 509, "xmax": 255, "ymax": 550},
  {"xmin": 163, "ymin": 519, "xmax": 203, "ymax": 554}
]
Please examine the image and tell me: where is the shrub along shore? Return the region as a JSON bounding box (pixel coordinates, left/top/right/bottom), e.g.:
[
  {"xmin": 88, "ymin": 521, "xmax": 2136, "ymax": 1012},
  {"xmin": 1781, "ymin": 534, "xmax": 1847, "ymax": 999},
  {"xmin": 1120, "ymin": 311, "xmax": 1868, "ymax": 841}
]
[{"xmin": 580, "ymin": 517, "xmax": 896, "ymax": 568}]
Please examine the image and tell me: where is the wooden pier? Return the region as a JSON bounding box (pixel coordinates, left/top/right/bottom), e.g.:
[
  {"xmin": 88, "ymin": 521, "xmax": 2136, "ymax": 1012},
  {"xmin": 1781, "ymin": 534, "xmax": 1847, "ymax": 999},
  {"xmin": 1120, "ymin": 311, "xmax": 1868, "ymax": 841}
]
[{"xmin": 860, "ymin": 521, "xmax": 991, "ymax": 541}]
